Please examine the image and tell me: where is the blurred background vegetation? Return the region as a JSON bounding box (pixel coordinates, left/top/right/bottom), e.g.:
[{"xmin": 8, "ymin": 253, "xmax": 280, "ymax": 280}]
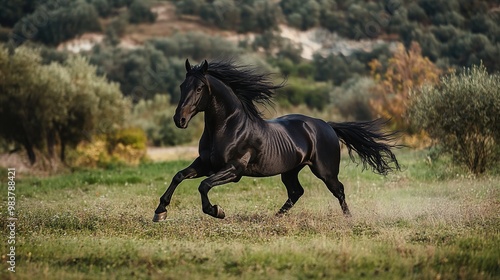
[{"xmin": 0, "ymin": 0, "xmax": 499, "ymax": 174}]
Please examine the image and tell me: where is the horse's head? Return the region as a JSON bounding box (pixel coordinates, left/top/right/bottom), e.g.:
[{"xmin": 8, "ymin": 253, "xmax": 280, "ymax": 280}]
[{"xmin": 174, "ymin": 59, "xmax": 210, "ymax": 129}]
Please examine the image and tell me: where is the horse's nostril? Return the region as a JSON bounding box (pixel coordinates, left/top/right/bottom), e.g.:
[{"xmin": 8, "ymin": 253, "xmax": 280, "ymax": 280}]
[{"xmin": 180, "ymin": 118, "xmax": 186, "ymax": 124}]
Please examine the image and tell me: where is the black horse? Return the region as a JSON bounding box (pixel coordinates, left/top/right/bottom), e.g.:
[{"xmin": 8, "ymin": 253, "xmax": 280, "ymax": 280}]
[{"xmin": 153, "ymin": 59, "xmax": 400, "ymax": 222}]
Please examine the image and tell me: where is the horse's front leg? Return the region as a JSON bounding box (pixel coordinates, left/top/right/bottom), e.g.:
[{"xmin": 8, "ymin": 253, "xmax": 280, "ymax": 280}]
[
  {"xmin": 198, "ymin": 158, "xmax": 248, "ymax": 219},
  {"xmin": 153, "ymin": 157, "xmax": 210, "ymax": 222}
]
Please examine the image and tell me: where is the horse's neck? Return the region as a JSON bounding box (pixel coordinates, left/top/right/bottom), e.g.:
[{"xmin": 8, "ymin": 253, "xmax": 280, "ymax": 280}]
[{"xmin": 204, "ymin": 76, "xmax": 247, "ymax": 130}]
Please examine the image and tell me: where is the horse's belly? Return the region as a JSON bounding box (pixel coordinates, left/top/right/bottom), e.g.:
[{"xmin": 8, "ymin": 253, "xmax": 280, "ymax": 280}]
[{"xmin": 243, "ymin": 154, "xmax": 308, "ymax": 177}]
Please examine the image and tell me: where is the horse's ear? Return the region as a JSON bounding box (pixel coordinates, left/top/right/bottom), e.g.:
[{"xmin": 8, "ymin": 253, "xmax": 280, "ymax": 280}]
[
  {"xmin": 201, "ymin": 60, "xmax": 208, "ymax": 74},
  {"xmin": 185, "ymin": 59, "xmax": 191, "ymax": 72}
]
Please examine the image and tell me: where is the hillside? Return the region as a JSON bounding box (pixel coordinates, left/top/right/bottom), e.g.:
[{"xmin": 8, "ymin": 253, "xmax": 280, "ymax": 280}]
[{"xmin": 55, "ymin": 2, "xmax": 386, "ymax": 61}]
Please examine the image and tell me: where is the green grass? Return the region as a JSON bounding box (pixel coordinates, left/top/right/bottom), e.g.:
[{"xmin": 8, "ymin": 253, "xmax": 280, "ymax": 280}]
[{"xmin": 1, "ymin": 149, "xmax": 499, "ymax": 279}]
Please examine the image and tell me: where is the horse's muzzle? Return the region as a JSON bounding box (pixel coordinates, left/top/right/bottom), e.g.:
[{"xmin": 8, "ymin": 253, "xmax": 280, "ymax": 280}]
[
  {"xmin": 173, "ymin": 114, "xmax": 188, "ymax": 129},
  {"xmin": 174, "ymin": 107, "xmax": 196, "ymax": 128}
]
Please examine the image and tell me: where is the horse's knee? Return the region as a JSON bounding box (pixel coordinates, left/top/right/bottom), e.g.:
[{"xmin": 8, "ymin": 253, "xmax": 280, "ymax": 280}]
[
  {"xmin": 172, "ymin": 171, "xmax": 184, "ymax": 185},
  {"xmin": 198, "ymin": 180, "xmax": 211, "ymax": 194}
]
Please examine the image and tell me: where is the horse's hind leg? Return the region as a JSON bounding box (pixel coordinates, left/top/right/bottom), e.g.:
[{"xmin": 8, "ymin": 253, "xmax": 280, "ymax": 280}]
[
  {"xmin": 277, "ymin": 166, "xmax": 305, "ymax": 215},
  {"xmin": 310, "ymin": 163, "xmax": 351, "ymax": 216},
  {"xmin": 325, "ymin": 178, "xmax": 350, "ymax": 216}
]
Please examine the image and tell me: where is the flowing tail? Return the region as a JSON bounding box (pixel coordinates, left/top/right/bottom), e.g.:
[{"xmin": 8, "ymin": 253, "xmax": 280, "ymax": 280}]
[{"xmin": 328, "ymin": 119, "xmax": 401, "ymax": 175}]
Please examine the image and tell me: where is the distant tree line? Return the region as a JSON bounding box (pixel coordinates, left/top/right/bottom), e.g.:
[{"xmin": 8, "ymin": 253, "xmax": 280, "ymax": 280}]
[
  {"xmin": 86, "ymin": 32, "xmax": 242, "ymax": 103},
  {"xmin": 175, "ymin": 0, "xmax": 281, "ymax": 33},
  {"xmin": 176, "ymin": 0, "xmax": 499, "ymax": 73},
  {"xmin": 1, "ymin": 0, "xmax": 155, "ymax": 47},
  {"xmin": 279, "ymin": 0, "xmax": 500, "ymax": 73}
]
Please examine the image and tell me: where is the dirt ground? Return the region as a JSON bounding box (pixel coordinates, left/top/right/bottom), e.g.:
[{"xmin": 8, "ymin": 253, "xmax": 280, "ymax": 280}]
[{"xmin": 146, "ymin": 146, "xmax": 198, "ymax": 162}]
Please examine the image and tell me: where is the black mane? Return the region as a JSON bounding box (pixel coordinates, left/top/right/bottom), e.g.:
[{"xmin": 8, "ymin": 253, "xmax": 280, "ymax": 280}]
[{"xmin": 191, "ymin": 60, "xmax": 284, "ymax": 120}]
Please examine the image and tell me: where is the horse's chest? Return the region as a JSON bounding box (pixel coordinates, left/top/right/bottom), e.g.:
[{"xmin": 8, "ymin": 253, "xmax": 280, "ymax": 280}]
[
  {"xmin": 203, "ymin": 129, "xmax": 255, "ymax": 169},
  {"xmin": 207, "ymin": 142, "xmax": 230, "ymax": 167}
]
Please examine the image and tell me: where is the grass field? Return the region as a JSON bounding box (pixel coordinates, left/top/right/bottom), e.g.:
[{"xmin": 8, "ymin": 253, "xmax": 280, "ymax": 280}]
[{"xmin": 1, "ymin": 149, "xmax": 499, "ymax": 279}]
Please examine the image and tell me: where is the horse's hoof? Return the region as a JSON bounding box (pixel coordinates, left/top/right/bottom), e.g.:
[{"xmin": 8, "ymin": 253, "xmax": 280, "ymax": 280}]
[
  {"xmin": 214, "ymin": 205, "xmax": 225, "ymax": 219},
  {"xmin": 343, "ymin": 211, "xmax": 352, "ymax": 218},
  {"xmin": 153, "ymin": 211, "xmax": 168, "ymax": 222},
  {"xmin": 276, "ymin": 209, "xmax": 288, "ymax": 217}
]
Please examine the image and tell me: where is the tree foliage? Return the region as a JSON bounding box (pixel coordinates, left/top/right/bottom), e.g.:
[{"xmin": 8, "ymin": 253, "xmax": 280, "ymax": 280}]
[
  {"xmin": 11, "ymin": 0, "xmax": 101, "ymax": 46},
  {"xmin": 0, "ymin": 0, "xmax": 39, "ymax": 27},
  {"xmin": 176, "ymin": 0, "xmax": 281, "ymax": 33},
  {"xmin": 130, "ymin": 95, "xmax": 196, "ymax": 146},
  {"xmin": 276, "ymin": 78, "xmax": 331, "ymax": 111},
  {"xmin": 409, "ymin": 64, "xmax": 500, "ymax": 174},
  {"xmin": 369, "ymin": 42, "xmax": 441, "ymax": 132},
  {"xmin": 88, "ymin": 33, "xmax": 242, "ymax": 102},
  {"xmin": 312, "ymin": 44, "xmax": 391, "ymax": 86},
  {"xmin": 280, "ymin": 0, "xmax": 499, "ymax": 73},
  {"xmin": 330, "ymin": 77, "xmax": 376, "ymax": 121},
  {"xmin": 0, "ymin": 45, "xmax": 128, "ymax": 164},
  {"xmin": 128, "ymin": 0, "xmax": 156, "ymax": 24}
]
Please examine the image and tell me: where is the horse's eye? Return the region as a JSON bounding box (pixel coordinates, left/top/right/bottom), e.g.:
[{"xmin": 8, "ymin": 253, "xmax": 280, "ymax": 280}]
[{"xmin": 196, "ymin": 87, "xmax": 203, "ymax": 93}]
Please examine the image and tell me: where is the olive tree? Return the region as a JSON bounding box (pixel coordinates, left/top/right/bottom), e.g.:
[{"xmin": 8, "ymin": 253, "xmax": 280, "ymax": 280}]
[
  {"xmin": 0, "ymin": 45, "xmax": 127, "ymax": 164},
  {"xmin": 409, "ymin": 64, "xmax": 500, "ymax": 174}
]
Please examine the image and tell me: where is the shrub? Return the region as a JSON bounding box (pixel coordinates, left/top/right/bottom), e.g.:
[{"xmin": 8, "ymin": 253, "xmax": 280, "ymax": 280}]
[
  {"xmin": 70, "ymin": 128, "xmax": 147, "ymax": 168},
  {"xmin": 409, "ymin": 64, "xmax": 500, "ymax": 174},
  {"xmin": 108, "ymin": 128, "xmax": 147, "ymax": 165},
  {"xmin": 130, "ymin": 95, "xmax": 198, "ymax": 146},
  {"xmin": 104, "ymin": 14, "xmax": 128, "ymax": 45},
  {"xmin": 331, "ymin": 77, "xmax": 375, "ymax": 121},
  {"xmin": 148, "ymin": 32, "xmax": 241, "ymax": 61},
  {"xmin": 108, "ymin": 127, "xmax": 147, "ymax": 151},
  {"xmin": 175, "ymin": 0, "xmax": 205, "ymax": 15},
  {"xmin": 276, "ymin": 78, "xmax": 331, "ymax": 110},
  {"xmin": 90, "ymin": 0, "xmax": 112, "ymax": 17},
  {"xmin": 369, "ymin": 42, "xmax": 441, "ymax": 133},
  {"xmin": 181, "ymin": 0, "xmax": 280, "ymax": 32},
  {"xmin": 12, "ymin": 1, "xmax": 101, "ymax": 46},
  {"xmin": 88, "ymin": 45, "xmax": 185, "ymax": 102},
  {"xmin": 128, "ymin": 0, "xmax": 156, "ymax": 24},
  {"xmin": 70, "ymin": 137, "xmax": 112, "ymax": 168}
]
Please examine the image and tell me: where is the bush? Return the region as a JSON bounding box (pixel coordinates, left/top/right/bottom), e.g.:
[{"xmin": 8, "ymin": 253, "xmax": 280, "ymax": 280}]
[
  {"xmin": 69, "ymin": 137, "xmax": 112, "ymax": 168},
  {"xmin": 369, "ymin": 42, "xmax": 441, "ymax": 133},
  {"xmin": 276, "ymin": 78, "xmax": 331, "ymax": 110},
  {"xmin": 331, "ymin": 77, "xmax": 375, "ymax": 121},
  {"xmin": 108, "ymin": 128, "xmax": 147, "ymax": 165},
  {"xmin": 128, "ymin": 0, "xmax": 156, "ymax": 24},
  {"xmin": 0, "ymin": 0, "xmax": 38, "ymax": 27},
  {"xmin": 409, "ymin": 64, "xmax": 500, "ymax": 174},
  {"xmin": 108, "ymin": 127, "xmax": 147, "ymax": 150},
  {"xmin": 12, "ymin": 1, "xmax": 101, "ymax": 46},
  {"xmin": 148, "ymin": 32, "xmax": 241, "ymax": 61},
  {"xmin": 176, "ymin": 0, "xmax": 280, "ymax": 33},
  {"xmin": 104, "ymin": 14, "xmax": 128, "ymax": 45},
  {"xmin": 175, "ymin": 0, "xmax": 205, "ymax": 15},
  {"xmin": 88, "ymin": 45, "xmax": 185, "ymax": 102},
  {"xmin": 70, "ymin": 128, "xmax": 147, "ymax": 168},
  {"xmin": 280, "ymin": 0, "xmax": 321, "ymax": 30},
  {"xmin": 130, "ymin": 95, "xmax": 198, "ymax": 146}
]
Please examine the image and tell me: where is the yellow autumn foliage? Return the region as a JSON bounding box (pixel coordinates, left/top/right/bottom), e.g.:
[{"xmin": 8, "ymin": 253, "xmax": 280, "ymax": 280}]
[
  {"xmin": 71, "ymin": 128, "xmax": 147, "ymax": 168},
  {"xmin": 369, "ymin": 42, "xmax": 441, "ymax": 135}
]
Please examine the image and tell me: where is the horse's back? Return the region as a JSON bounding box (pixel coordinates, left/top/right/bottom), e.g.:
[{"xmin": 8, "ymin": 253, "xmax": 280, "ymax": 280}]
[
  {"xmin": 271, "ymin": 114, "xmax": 339, "ymax": 143},
  {"xmin": 245, "ymin": 114, "xmax": 340, "ymax": 176}
]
